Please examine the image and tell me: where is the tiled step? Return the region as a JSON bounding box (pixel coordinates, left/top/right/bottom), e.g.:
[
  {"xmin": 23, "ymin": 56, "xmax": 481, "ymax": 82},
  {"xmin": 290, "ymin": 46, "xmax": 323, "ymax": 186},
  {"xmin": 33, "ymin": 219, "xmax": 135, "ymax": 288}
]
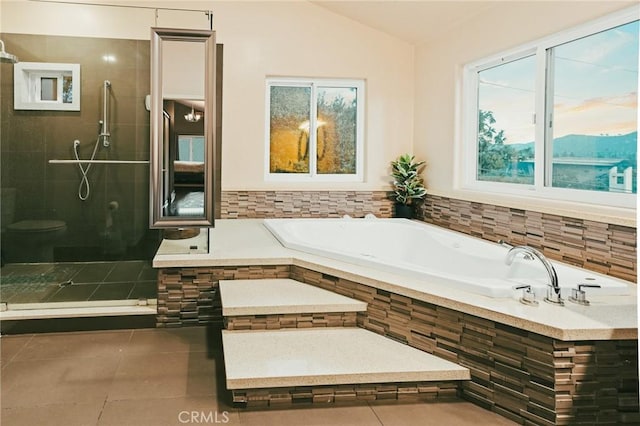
[
  {"xmin": 222, "ymin": 327, "xmax": 470, "ymax": 390},
  {"xmin": 219, "ymin": 278, "xmax": 367, "ymax": 316}
]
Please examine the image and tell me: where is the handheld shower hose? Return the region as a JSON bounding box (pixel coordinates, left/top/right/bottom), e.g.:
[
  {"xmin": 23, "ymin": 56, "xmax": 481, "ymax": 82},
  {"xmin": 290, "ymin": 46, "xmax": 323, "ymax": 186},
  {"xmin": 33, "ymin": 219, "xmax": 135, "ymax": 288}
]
[{"xmin": 73, "ymin": 138, "xmax": 101, "ymax": 201}]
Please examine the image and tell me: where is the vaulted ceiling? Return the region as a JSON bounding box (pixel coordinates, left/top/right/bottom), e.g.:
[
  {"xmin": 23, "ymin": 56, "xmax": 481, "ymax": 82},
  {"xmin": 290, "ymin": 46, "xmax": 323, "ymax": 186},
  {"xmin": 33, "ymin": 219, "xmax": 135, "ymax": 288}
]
[{"xmin": 311, "ymin": 1, "xmax": 500, "ymax": 45}]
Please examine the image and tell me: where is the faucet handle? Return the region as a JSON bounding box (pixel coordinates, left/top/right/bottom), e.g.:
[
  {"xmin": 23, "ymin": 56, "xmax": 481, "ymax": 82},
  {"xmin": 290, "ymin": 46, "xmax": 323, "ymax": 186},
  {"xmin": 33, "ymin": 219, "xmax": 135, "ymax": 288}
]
[
  {"xmin": 513, "ymin": 284, "xmax": 538, "ymax": 306},
  {"xmin": 568, "ymin": 284, "xmax": 601, "ymax": 306}
]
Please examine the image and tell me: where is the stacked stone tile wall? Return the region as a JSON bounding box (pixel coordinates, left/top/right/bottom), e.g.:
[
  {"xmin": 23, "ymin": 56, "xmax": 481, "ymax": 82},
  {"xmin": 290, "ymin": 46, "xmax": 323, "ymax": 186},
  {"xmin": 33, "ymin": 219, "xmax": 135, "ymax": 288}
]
[
  {"xmin": 289, "ymin": 266, "xmax": 639, "ymax": 425},
  {"xmin": 220, "ymin": 190, "xmax": 394, "ymax": 218},
  {"xmin": 157, "ymin": 265, "xmax": 290, "ymax": 327},
  {"xmin": 419, "ymin": 195, "xmax": 637, "ymax": 282},
  {"xmin": 224, "ymin": 312, "xmax": 358, "ymax": 330},
  {"xmin": 232, "ymin": 381, "xmax": 459, "ymax": 408}
]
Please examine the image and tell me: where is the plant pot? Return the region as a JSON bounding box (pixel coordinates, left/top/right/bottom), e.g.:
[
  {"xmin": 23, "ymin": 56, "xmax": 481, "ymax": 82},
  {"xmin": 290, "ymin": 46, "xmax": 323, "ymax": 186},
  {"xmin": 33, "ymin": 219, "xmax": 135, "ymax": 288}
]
[{"xmin": 394, "ymin": 203, "xmax": 414, "ymax": 219}]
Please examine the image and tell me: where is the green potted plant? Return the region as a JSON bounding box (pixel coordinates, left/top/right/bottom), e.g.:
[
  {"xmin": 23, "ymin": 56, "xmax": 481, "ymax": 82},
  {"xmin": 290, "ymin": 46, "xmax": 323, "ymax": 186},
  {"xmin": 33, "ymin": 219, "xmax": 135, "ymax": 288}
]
[{"xmin": 390, "ymin": 154, "xmax": 427, "ymax": 218}]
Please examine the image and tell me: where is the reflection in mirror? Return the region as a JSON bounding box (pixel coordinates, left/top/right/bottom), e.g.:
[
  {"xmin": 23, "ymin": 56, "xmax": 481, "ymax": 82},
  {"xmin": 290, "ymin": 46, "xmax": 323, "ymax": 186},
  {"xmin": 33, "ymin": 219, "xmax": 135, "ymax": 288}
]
[
  {"xmin": 150, "ymin": 28, "xmax": 216, "ymax": 228},
  {"xmin": 163, "ymin": 99, "xmax": 205, "ymax": 217}
]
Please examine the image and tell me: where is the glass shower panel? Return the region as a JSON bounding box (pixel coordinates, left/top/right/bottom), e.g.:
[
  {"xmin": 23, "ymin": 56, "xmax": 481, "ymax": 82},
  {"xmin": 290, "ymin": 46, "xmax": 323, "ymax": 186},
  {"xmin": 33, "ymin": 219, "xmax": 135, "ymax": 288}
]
[{"xmin": 0, "ymin": 32, "xmax": 160, "ymax": 308}]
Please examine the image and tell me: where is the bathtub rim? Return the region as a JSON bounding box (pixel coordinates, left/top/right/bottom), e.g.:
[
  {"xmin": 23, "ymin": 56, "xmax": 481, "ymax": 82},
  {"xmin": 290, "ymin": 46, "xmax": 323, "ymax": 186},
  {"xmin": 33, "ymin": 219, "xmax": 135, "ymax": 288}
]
[{"xmin": 262, "ymin": 217, "xmax": 633, "ymax": 299}]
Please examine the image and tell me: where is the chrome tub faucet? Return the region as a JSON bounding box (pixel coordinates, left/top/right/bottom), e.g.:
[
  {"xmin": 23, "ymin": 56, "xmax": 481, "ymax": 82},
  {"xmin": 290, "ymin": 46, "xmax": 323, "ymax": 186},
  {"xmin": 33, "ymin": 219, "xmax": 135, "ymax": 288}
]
[{"xmin": 502, "ymin": 243, "xmax": 564, "ymax": 306}]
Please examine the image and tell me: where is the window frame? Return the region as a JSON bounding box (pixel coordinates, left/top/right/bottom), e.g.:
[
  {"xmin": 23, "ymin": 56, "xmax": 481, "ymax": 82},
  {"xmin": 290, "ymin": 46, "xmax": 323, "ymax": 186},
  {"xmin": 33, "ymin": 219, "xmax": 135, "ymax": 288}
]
[
  {"xmin": 264, "ymin": 77, "xmax": 365, "ymax": 182},
  {"xmin": 460, "ymin": 7, "xmax": 638, "ymax": 209}
]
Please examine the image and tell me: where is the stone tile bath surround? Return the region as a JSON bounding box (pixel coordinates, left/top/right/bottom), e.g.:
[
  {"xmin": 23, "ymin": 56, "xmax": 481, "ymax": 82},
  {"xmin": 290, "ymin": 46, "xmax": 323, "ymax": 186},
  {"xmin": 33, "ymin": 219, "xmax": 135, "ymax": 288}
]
[{"xmin": 153, "ymin": 215, "xmax": 638, "ymax": 425}]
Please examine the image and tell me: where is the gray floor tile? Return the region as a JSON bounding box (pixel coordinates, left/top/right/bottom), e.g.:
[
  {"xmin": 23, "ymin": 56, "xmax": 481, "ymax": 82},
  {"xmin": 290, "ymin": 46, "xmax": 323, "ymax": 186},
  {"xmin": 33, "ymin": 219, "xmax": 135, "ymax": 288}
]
[
  {"xmin": 0, "ymin": 334, "xmax": 33, "ymax": 368},
  {"xmin": 98, "ymin": 396, "xmax": 239, "ymax": 426},
  {"xmin": 0, "ymin": 326, "xmax": 521, "ymax": 426},
  {"xmin": 1, "ymin": 401, "xmax": 103, "ymax": 426},
  {"xmin": 127, "ymin": 327, "xmax": 209, "ymax": 354},
  {"xmin": 108, "ymin": 351, "xmax": 192, "ymax": 401},
  {"xmin": 1, "ymin": 356, "xmax": 121, "ymax": 408},
  {"xmin": 238, "ymin": 404, "xmax": 382, "ymax": 426},
  {"xmin": 15, "ymin": 329, "xmax": 132, "ymax": 360},
  {"xmin": 370, "ymin": 400, "xmax": 518, "ymax": 425}
]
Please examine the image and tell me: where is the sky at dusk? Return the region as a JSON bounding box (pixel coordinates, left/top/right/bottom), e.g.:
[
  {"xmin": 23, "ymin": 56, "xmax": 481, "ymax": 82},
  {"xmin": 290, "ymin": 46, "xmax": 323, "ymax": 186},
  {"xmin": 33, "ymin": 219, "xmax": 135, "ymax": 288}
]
[{"xmin": 478, "ymin": 19, "xmax": 638, "ymax": 145}]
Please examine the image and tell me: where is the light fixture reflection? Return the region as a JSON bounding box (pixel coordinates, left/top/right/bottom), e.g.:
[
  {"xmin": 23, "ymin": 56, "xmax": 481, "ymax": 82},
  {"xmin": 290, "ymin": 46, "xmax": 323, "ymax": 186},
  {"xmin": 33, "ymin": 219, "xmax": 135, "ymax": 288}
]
[
  {"xmin": 298, "ymin": 120, "xmax": 326, "ymax": 132},
  {"xmin": 184, "ymin": 106, "xmax": 202, "ymax": 123}
]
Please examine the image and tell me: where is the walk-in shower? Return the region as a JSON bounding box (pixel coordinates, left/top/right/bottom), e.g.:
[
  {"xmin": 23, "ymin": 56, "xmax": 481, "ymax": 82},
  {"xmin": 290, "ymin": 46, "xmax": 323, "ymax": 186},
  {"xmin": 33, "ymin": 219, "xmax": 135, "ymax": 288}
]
[
  {"xmin": 0, "ymin": 1, "xmax": 214, "ymax": 325},
  {"xmin": 0, "ymin": 33, "xmax": 159, "ymax": 316}
]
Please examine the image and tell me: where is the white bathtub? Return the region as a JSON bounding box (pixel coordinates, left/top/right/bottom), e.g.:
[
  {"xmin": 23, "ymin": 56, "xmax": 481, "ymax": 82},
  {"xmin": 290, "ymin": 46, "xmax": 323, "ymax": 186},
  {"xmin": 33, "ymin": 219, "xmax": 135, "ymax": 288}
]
[{"xmin": 263, "ymin": 218, "xmax": 632, "ymax": 299}]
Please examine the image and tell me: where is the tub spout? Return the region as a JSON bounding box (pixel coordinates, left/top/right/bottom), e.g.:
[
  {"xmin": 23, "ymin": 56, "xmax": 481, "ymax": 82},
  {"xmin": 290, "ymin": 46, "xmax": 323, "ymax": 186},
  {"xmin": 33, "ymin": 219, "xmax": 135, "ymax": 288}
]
[
  {"xmin": 505, "ymin": 246, "xmax": 563, "ymax": 306},
  {"xmin": 497, "ymin": 239, "xmax": 513, "ymax": 249}
]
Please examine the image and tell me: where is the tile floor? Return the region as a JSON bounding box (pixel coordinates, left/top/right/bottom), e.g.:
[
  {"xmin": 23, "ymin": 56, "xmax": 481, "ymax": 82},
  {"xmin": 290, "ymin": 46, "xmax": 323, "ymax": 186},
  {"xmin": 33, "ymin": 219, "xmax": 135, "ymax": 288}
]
[
  {"xmin": 0, "ymin": 261, "xmax": 157, "ymax": 304},
  {"xmin": 1, "ymin": 326, "xmax": 517, "ymax": 426}
]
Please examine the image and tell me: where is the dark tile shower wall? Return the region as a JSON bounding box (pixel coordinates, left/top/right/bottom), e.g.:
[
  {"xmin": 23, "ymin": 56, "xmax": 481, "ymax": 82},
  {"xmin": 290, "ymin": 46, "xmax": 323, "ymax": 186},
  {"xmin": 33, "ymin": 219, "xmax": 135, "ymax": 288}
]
[{"xmin": 0, "ymin": 33, "xmax": 157, "ymax": 260}]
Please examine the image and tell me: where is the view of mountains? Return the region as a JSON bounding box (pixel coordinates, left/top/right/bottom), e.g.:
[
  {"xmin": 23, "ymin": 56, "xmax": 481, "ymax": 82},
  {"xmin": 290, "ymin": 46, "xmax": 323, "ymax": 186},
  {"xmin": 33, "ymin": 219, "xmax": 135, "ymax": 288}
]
[{"xmin": 511, "ymin": 131, "xmax": 637, "ymax": 161}]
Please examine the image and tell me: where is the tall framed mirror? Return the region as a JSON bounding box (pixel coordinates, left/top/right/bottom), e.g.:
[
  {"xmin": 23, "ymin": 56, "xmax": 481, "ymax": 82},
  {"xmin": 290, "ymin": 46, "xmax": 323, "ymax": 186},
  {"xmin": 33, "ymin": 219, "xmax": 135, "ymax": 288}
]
[{"xmin": 150, "ymin": 28, "xmax": 216, "ymax": 228}]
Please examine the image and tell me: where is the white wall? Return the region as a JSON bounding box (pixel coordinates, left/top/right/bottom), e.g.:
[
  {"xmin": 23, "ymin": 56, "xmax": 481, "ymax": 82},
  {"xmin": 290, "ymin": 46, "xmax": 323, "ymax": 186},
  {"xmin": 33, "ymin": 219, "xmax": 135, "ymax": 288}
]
[
  {"xmin": 413, "ymin": 1, "xmax": 637, "ymax": 224},
  {"xmin": 0, "ymin": 0, "xmax": 415, "ymax": 191}
]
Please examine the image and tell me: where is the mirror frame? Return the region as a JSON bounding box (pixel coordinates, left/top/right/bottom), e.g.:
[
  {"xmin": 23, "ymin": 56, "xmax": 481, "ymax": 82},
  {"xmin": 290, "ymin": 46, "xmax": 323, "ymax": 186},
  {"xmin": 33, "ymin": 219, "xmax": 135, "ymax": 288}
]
[{"xmin": 150, "ymin": 27, "xmax": 216, "ymax": 228}]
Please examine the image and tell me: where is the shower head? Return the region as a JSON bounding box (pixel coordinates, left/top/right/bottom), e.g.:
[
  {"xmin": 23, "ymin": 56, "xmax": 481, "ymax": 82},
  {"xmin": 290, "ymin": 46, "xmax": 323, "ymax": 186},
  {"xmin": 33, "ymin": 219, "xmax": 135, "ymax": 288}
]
[{"xmin": 0, "ymin": 40, "xmax": 18, "ymax": 64}]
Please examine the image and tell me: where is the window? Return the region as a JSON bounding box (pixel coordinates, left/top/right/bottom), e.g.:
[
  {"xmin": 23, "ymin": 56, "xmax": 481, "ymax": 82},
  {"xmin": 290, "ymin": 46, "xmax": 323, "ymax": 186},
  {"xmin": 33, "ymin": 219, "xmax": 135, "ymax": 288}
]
[
  {"xmin": 14, "ymin": 62, "xmax": 80, "ymax": 111},
  {"xmin": 463, "ymin": 8, "xmax": 638, "ymax": 208},
  {"xmin": 266, "ymin": 78, "xmax": 364, "ymax": 181},
  {"xmin": 477, "ymin": 55, "xmax": 536, "ymax": 184},
  {"xmin": 178, "ymin": 135, "xmax": 205, "ymax": 162}
]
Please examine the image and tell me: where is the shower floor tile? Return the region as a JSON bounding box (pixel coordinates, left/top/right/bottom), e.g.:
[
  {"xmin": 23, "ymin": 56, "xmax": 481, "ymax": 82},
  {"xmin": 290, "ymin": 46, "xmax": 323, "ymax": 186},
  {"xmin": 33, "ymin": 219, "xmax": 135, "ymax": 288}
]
[
  {"xmin": 47, "ymin": 284, "xmax": 100, "ymax": 302},
  {"xmin": 127, "ymin": 281, "xmax": 157, "ymax": 300},
  {"xmin": 0, "ymin": 263, "xmax": 55, "ymax": 277},
  {"xmin": 137, "ymin": 263, "xmax": 158, "ymax": 281},
  {"xmin": 2, "ymin": 283, "xmax": 60, "ymax": 304},
  {"xmin": 0, "ymin": 261, "xmax": 157, "ymax": 305},
  {"xmin": 89, "ymin": 283, "xmax": 135, "ymax": 301},
  {"xmin": 105, "ymin": 262, "xmax": 145, "ymax": 282},
  {"xmin": 72, "ymin": 263, "xmax": 117, "ymax": 283}
]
